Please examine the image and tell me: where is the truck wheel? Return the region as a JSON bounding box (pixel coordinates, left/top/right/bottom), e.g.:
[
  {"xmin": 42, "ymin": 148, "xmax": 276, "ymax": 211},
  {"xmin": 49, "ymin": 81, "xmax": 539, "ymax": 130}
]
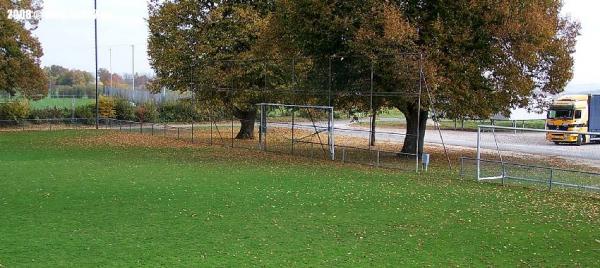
[{"xmin": 576, "ymin": 135, "xmax": 583, "ymax": 146}]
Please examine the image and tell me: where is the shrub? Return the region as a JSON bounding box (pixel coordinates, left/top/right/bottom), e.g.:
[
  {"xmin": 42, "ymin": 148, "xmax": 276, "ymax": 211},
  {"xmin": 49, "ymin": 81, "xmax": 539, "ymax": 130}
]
[
  {"xmin": 135, "ymin": 102, "xmax": 159, "ymax": 123},
  {"xmin": 74, "ymin": 104, "xmax": 96, "ymax": 124},
  {"xmin": 98, "ymin": 96, "xmax": 116, "ymax": 118},
  {"xmin": 115, "ymin": 98, "xmax": 136, "ymax": 121},
  {"xmin": 29, "ymin": 107, "xmax": 69, "ymax": 121},
  {"xmin": 0, "ymin": 99, "xmax": 30, "ymax": 121},
  {"xmin": 159, "ymin": 100, "xmax": 200, "ymax": 122}
]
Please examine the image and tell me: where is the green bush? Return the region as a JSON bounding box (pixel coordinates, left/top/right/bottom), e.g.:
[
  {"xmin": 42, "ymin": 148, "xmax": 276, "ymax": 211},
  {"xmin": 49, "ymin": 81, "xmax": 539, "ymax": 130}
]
[
  {"xmin": 159, "ymin": 100, "xmax": 204, "ymax": 122},
  {"xmin": 115, "ymin": 98, "xmax": 136, "ymax": 121},
  {"xmin": 29, "ymin": 107, "xmax": 69, "ymax": 121},
  {"xmin": 135, "ymin": 102, "xmax": 159, "ymax": 123},
  {"xmin": 74, "ymin": 104, "xmax": 96, "ymax": 124},
  {"xmin": 0, "ymin": 99, "xmax": 30, "ymax": 121}
]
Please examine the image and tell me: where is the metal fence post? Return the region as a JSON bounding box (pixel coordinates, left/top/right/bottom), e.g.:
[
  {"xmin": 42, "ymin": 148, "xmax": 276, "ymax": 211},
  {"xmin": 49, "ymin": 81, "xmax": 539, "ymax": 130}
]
[
  {"xmin": 151, "ymin": 124, "xmax": 154, "ymax": 136},
  {"xmin": 291, "ymin": 108, "xmax": 295, "ymax": 155},
  {"xmin": 191, "ymin": 122, "xmax": 194, "ymax": 143},
  {"xmin": 177, "ymin": 127, "xmax": 180, "ymax": 139},
  {"xmin": 460, "ymin": 157, "xmax": 465, "ymax": 177},
  {"xmin": 476, "ymin": 127, "xmax": 481, "ymax": 181},
  {"xmin": 342, "ymin": 148, "xmax": 346, "ymax": 163},
  {"xmin": 140, "ymin": 123, "xmax": 143, "ymax": 134},
  {"xmin": 376, "ymin": 150, "xmax": 380, "ymax": 167},
  {"xmin": 329, "ymin": 108, "xmax": 335, "ymax": 161},
  {"xmin": 549, "ymin": 168, "xmax": 554, "ymax": 191},
  {"xmin": 210, "ymin": 120, "xmax": 213, "ymax": 146}
]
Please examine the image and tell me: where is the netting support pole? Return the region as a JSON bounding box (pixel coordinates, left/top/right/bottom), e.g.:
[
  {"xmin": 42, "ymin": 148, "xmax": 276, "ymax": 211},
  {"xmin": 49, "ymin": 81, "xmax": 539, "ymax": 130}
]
[
  {"xmin": 415, "ymin": 53, "xmax": 423, "ymax": 173},
  {"xmin": 369, "ymin": 60, "xmax": 374, "ymax": 151},
  {"xmin": 328, "ymin": 57, "xmax": 332, "ymax": 107}
]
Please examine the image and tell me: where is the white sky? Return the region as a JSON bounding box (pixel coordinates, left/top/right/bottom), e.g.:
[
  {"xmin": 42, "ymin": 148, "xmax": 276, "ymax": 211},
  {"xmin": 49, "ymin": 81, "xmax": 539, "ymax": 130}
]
[{"xmin": 32, "ymin": 0, "xmax": 600, "ymax": 91}]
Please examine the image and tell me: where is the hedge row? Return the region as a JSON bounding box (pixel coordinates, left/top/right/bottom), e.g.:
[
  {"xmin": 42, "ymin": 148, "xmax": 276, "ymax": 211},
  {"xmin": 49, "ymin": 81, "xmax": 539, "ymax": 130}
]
[{"xmin": 0, "ymin": 98, "xmax": 227, "ymax": 123}]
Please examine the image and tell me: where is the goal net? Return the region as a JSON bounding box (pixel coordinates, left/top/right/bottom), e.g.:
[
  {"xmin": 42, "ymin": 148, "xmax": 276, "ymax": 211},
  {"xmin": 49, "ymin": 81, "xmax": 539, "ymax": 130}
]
[
  {"xmin": 461, "ymin": 124, "xmax": 600, "ymax": 193},
  {"xmin": 257, "ymin": 103, "xmax": 335, "ymax": 160}
]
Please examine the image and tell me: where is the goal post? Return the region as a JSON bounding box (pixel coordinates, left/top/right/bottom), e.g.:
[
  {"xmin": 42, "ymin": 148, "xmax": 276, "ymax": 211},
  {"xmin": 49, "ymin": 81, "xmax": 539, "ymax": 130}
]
[
  {"xmin": 468, "ymin": 123, "xmax": 600, "ymax": 193},
  {"xmin": 257, "ymin": 103, "xmax": 335, "ymax": 160}
]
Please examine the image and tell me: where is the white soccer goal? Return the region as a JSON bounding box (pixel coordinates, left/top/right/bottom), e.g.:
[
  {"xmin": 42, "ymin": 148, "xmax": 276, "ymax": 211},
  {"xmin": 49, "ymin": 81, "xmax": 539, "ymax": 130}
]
[
  {"xmin": 471, "ymin": 125, "xmax": 600, "ymax": 192},
  {"xmin": 257, "ymin": 103, "xmax": 335, "ymax": 160}
]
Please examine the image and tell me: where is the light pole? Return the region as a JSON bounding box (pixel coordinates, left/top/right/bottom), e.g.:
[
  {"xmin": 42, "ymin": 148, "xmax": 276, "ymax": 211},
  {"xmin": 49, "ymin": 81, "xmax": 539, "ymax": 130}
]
[
  {"xmin": 94, "ymin": 0, "xmax": 99, "ymax": 129},
  {"xmin": 131, "ymin": 44, "xmax": 135, "ymax": 91},
  {"xmin": 109, "ymin": 48, "xmax": 113, "ymax": 89}
]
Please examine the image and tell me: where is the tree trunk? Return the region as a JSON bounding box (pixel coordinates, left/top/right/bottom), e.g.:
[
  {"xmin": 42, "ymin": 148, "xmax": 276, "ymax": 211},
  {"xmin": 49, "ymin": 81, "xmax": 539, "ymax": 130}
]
[
  {"xmin": 398, "ymin": 103, "xmax": 428, "ymax": 156},
  {"xmin": 370, "ymin": 111, "xmax": 377, "ymax": 146},
  {"xmin": 233, "ymin": 109, "xmax": 257, "ymax": 139}
]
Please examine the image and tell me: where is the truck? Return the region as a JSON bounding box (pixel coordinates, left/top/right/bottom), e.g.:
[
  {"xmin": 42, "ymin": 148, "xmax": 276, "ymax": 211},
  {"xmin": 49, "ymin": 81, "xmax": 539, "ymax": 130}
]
[{"xmin": 546, "ymin": 94, "xmax": 600, "ymax": 145}]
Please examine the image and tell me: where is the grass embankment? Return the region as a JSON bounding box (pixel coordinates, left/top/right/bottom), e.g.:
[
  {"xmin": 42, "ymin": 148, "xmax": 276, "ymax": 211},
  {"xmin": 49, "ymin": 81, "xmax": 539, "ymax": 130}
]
[
  {"xmin": 0, "ymin": 130, "xmax": 599, "ymax": 266},
  {"xmin": 30, "ymin": 98, "xmax": 95, "ymax": 110}
]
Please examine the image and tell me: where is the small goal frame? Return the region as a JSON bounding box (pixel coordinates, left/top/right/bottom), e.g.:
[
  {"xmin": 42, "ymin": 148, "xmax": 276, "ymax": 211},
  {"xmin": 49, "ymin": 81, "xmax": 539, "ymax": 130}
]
[
  {"xmin": 476, "ymin": 125, "xmax": 600, "ymax": 181},
  {"xmin": 257, "ymin": 103, "xmax": 335, "ymax": 160}
]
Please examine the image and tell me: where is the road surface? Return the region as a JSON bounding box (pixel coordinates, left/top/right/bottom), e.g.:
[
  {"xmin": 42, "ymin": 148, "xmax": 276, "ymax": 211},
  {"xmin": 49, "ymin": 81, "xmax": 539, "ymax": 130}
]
[{"xmin": 329, "ymin": 120, "xmax": 600, "ymax": 166}]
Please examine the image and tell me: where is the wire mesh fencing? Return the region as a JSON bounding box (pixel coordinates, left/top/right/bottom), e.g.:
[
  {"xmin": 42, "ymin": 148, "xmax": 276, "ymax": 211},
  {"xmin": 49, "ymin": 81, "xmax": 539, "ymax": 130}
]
[
  {"xmin": 459, "ymin": 125, "xmax": 600, "ymax": 193},
  {"xmin": 460, "ymin": 158, "xmax": 600, "ymax": 193}
]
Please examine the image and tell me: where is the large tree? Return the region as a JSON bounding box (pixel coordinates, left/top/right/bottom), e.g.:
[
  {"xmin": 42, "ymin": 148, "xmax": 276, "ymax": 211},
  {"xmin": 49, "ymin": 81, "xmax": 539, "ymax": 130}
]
[
  {"xmin": 270, "ymin": 0, "xmax": 579, "ymax": 154},
  {"xmin": 148, "ymin": 0, "xmax": 578, "ymax": 153},
  {"xmin": 148, "ymin": 0, "xmax": 276, "ymax": 139},
  {"xmin": 0, "ymin": 0, "xmax": 47, "ymax": 97}
]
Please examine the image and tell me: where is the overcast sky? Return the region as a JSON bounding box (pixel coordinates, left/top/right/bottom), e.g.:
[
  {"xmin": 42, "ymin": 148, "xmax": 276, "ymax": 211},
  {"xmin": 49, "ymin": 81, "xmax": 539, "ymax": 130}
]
[{"xmin": 33, "ymin": 0, "xmax": 600, "ymax": 91}]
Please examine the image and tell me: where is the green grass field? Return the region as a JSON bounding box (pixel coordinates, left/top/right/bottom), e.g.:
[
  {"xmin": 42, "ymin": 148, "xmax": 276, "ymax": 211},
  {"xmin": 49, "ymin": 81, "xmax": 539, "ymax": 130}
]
[
  {"xmin": 30, "ymin": 98, "xmax": 95, "ymax": 110},
  {"xmin": 0, "ymin": 130, "xmax": 599, "ymax": 266}
]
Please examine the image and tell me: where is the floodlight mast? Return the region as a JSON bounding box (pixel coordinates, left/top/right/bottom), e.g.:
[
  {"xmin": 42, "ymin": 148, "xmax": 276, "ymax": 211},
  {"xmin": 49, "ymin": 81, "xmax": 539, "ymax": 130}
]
[
  {"xmin": 132, "ymin": 45, "xmax": 135, "ymax": 91},
  {"xmin": 94, "ymin": 0, "xmax": 99, "ymax": 129},
  {"xmin": 109, "ymin": 48, "xmax": 112, "ymax": 89}
]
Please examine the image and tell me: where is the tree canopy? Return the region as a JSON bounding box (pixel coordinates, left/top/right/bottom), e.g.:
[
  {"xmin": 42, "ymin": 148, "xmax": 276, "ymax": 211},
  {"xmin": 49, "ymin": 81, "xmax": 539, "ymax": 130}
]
[
  {"xmin": 0, "ymin": 0, "xmax": 47, "ymax": 97},
  {"xmin": 147, "ymin": 0, "xmax": 579, "ymax": 152}
]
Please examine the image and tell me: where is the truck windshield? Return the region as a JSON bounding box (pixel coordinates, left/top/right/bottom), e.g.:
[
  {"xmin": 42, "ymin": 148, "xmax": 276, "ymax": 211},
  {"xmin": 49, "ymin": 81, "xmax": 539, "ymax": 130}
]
[{"xmin": 547, "ymin": 109, "xmax": 573, "ymax": 119}]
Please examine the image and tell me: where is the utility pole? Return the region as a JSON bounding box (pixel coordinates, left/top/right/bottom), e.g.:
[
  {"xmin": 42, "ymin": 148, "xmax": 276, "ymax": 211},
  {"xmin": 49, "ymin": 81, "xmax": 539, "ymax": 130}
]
[
  {"xmin": 109, "ymin": 48, "xmax": 113, "ymax": 89},
  {"xmin": 94, "ymin": 0, "xmax": 99, "ymax": 129},
  {"xmin": 131, "ymin": 44, "xmax": 135, "ymax": 91}
]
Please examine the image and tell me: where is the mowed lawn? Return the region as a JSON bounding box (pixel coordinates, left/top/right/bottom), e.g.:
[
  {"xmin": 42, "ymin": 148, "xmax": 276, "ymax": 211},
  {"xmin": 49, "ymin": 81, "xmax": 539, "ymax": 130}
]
[
  {"xmin": 0, "ymin": 131, "xmax": 599, "ymax": 266},
  {"xmin": 30, "ymin": 98, "xmax": 95, "ymax": 110}
]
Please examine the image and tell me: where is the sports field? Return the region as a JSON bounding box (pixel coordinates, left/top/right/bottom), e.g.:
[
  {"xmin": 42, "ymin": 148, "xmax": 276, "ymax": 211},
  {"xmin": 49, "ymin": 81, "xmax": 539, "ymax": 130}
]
[
  {"xmin": 30, "ymin": 97, "xmax": 95, "ymax": 110},
  {"xmin": 0, "ymin": 130, "xmax": 599, "ymax": 266}
]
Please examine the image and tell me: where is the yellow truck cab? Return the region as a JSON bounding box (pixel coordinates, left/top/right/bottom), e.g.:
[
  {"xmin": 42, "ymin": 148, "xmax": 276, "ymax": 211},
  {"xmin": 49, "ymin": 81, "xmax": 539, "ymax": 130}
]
[{"xmin": 546, "ymin": 94, "xmax": 600, "ymax": 145}]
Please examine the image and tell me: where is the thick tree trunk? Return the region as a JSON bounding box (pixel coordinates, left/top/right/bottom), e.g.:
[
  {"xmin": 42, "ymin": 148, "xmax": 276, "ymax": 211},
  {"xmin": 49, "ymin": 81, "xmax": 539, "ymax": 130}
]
[
  {"xmin": 398, "ymin": 103, "xmax": 428, "ymax": 156},
  {"xmin": 233, "ymin": 109, "xmax": 257, "ymax": 139},
  {"xmin": 370, "ymin": 112, "xmax": 377, "ymax": 146}
]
